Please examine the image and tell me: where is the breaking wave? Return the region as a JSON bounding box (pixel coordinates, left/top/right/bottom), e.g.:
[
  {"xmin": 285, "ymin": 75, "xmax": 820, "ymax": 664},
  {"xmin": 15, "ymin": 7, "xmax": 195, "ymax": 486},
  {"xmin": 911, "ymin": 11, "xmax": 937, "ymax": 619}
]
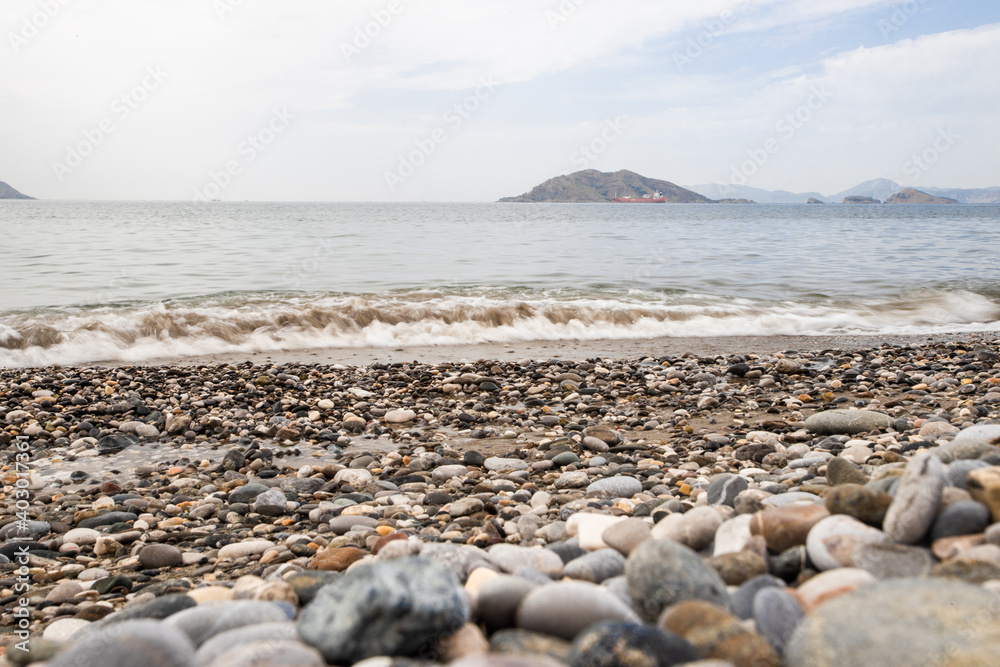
[{"xmin": 1, "ymin": 288, "xmax": 998, "ymax": 367}]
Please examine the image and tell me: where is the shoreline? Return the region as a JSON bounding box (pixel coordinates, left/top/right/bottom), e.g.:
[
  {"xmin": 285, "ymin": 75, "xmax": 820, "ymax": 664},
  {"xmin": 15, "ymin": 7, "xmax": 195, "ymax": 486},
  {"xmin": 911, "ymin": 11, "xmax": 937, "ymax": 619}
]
[{"xmin": 96, "ymin": 331, "xmax": 999, "ymax": 369}]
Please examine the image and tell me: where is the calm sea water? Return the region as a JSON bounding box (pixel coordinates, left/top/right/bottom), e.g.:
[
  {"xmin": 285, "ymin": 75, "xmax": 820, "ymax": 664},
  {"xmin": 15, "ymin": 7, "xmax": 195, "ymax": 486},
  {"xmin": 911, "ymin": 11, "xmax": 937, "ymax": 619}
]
[{"xmin": 1, "ymin": 201, "xmax": 998, "ymax": 366}]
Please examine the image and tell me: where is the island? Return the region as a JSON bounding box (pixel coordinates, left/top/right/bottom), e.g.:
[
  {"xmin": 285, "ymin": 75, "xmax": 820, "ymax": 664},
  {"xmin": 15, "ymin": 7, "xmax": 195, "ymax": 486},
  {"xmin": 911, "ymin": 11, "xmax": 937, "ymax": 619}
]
[
  {"xmin": 499, "ymin": 169, "xmax": 712, "ymax": 203},
  {"xmin": 807, "ymin": 198, "xmax": 825, "ymax": 204},
  {"xmin": 885, "ymin": 188, "xmax": 958, "ymax": 204},
  {"xmin": 0, "ymin": 181, "xmax": 34, "ymax": 199},
  {"xmin": 717, "ymin": 198, "xmax": 756, "ymax": 204},
  {"xmin": 842, "ymin": 196, "xmax": 881, "ymax": 204}
]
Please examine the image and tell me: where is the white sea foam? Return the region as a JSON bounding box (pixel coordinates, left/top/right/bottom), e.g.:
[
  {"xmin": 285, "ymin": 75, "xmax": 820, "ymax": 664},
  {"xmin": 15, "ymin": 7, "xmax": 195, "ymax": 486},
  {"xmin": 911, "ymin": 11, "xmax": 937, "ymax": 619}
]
[{"xmin": 1, "ymin": 289, "xmax": 997, "ymax": 367}]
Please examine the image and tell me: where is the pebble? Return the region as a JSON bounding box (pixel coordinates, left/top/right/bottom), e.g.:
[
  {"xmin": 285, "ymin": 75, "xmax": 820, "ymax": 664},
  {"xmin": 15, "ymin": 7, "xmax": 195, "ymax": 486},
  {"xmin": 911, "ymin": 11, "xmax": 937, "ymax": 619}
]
[
  {"xmin": 218, "ymin": 540, "xmax": 276, "ymax": 560},
  {"xmin": 567, "ymin": 622, "xmax": 700, "ymax": 667},
  {"xmin": 806, "ymin": 514, "xmax": 892, "ymax": 571},
  {"xmin": 804, "ymin": 409, "xmax": 893, "ymax": 435},
  {"xmin": 625, "ymin": 539, "xmax": 732, "ymax": 622},
  {"xmin": 882, "ymin": 452, "xmax": 946, "ymax": 544},
  {"xmin": 515, "ymin": 581, "xmax": 641, "ymax": 640},
  {"xmin": 138, "ymin": 544, "xmax": 183, "ymax": 569},
  {"xmin": 48, "ymin": 620, "xmax": 195, "ymax": 667},
  {"xmin": 600, "ymin": 518, "xmax": 651, "ymax": 556},
  {"xmin": 585, "ymin": 475, "xmax": 642, "ymax": 498},
  {"xmin": 752, "ymin": 587, "xmax": 804, "ymax": 655}
]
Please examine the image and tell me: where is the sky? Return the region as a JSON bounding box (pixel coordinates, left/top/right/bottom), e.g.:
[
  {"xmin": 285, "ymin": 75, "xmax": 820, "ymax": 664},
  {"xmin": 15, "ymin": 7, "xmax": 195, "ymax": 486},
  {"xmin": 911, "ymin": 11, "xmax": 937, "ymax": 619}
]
[{"xmin": 1, "ymin": 0, "xmax": 998, "ymax": 202}]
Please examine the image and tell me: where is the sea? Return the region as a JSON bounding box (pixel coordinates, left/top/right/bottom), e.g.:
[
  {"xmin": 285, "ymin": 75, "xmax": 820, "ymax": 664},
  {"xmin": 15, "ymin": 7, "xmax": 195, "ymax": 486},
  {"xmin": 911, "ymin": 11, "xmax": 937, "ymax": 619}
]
[{"xmin": 1, "ymin": 201, "xmax": 998, "ymax": 367}]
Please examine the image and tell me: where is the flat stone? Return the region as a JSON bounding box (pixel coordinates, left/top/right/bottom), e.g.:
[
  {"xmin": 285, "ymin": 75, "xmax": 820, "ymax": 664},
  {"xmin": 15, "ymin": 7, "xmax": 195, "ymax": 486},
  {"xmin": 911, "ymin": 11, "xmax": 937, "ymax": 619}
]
[
  {"xmin": 804, "ymin": 409, "xmax": 893, "ymax": 435},
  {"xmin": 515, "ymin": 581, "xmax": 640, "ymax": 640},
  {"xmin": 883, "ymin": 453, "xmax": 945, "ymax": 544},
  {"xmin": 385, "ymin": 409, "xmax": 417, "ymax": 423},
  {"xmin": 48, "ymin": 620, "xmax": 195, "ymax": 667},
  {"xmin": 329, "ymin": 514, "xmax": 379, "ymax": 534},
  {"xmin": 485, "ymin": 457, "xmax": 529, "ymax": 472},
  {"xmin": 569, "ymin": 513, "xmax": 626, "ymax": 551},
  {"xmin": 218, "ymin": 540, "xmax": 275, "ymax": 561},
  {"xmin": 625, "ymin": 539, "xmax": 731, "ymax": 622},
  {"xmin": 298, "ymin": 557, "xmax": 470, "ymax": 664},
  {"xmin": 786, "ymin": 578, "xmax": 1000, "ymax": 666},
  {"xmin": 586, "ymin": 476, "xmax": 642, "ymax": 498},
  {"xmin": 806, "ymin": 515, "xmax": 892, "ymax": 571}
]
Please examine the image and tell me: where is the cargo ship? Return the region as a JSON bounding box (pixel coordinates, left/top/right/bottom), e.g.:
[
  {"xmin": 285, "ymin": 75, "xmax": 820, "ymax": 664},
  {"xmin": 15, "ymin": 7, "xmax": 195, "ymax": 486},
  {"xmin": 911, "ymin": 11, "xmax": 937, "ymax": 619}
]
[{"xmin": 611, "ymin": 190, "xmax": 666, "ymax": 203}]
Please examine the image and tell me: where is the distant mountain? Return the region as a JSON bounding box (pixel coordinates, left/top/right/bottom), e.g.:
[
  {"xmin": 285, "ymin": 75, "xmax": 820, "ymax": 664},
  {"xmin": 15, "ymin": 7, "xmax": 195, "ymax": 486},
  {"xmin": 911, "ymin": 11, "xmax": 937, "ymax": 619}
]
[
  {"xmin": 0, "ymin": 181, "xmax": 34, "ymax": 199},
  {"xmin": 920, "ymin": 186, "xmax": 1000, "ymax": 204},
  {"xmin": 686, "ymin": 183, "xmax": 827, "ymax": 204},
  {"xmin": 830, "ymin": 179, "xmax": 901, "ymax": 203},
  {"xmin": 500, "ymin": 169, "xmax": 711, "ymax": 203},
  {"xmin": 886, "ymin": 188, "xmax": 957, "ymax": 204}
]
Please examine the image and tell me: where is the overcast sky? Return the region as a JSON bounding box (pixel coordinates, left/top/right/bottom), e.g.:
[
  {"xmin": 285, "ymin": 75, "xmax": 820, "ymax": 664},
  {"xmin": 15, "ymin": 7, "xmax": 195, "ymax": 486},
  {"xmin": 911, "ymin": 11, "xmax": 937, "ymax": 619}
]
[{"xmin": 2, "ymin": 0, "xmax": 998, "ymax": 201}]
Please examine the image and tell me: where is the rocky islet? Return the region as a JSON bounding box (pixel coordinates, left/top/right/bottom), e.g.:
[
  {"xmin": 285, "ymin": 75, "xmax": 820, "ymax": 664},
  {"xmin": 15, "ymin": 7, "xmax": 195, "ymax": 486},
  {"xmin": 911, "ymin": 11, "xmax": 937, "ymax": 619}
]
[{"xmin": 2, "ymin": 338, "xmax": 1000, "ymax": 665}]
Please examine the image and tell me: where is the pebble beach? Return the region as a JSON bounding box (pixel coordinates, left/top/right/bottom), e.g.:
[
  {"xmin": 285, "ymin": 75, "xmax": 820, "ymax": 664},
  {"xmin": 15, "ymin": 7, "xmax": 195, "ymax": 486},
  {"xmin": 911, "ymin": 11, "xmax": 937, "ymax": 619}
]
[{"xmin": 3, "ymin": 334, "xmax": 1000, "ymax": 666}]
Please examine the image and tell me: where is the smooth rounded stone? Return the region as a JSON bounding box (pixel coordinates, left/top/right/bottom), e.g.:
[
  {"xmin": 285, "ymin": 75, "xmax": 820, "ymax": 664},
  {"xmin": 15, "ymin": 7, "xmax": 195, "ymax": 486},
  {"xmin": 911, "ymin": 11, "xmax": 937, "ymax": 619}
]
[
  {"xmin": 712, "ymin": 514, "xmax": 754, "ymax": 556},
  {"xmin": 659, "ymin": 600, "xmax": 780, "ymax": 667},
  {"xmin": 188, "ymin": 586, "xmax": 234, "ymax": 604},
  {"xmin": 582, "ymin": 436, "xmax": 611, "ymax": 453},
  {"xmin": 601, "ymin": 518, "xmax": 652, "ymax": 556},
  {"xmin": 838, "ymin": 445, "xmax": 873, "ymax": 464},
  {"xmin": 298, "ymin": 557, "xmax": 470, "ymax": 664},
  {"xmin": 450, "ymin": 497, "xmax": 485, "ymax": 517},
  {"xmin": 433, "ymin": 464, "xmax": 469, "ymax": 482},
  {"xmin": 584, "ymin": 425, "xmax": 622, "ymax": 445},
  {"xmin": 63, "ymin": 527, "xmax": 102, "ymax": 545},
  {"xmin": 569, "ymin": 513, "xmax": 626, "ymax": 551},
  {"xmin": 750, "ymin": 503, "xmax": 830, "ymax": 553},
  {"xmin": 930, "ymin": 500, "xmax": 991, "ymax": 541},
  {"xmin": 310, "ymin": 546, "xmax": 366, "ymax": 572},
  {"xmin": 562, "ymin": 548, "xmax": 626, "ymax": 583},
  {"xmin": 586, "ymin": 476, "xmax": 642, "ymax": 498},
  {"xmin": 195, "ymin": 621, "xmax": 299, "ymax": 665},
  {"xmin": 934, "ymin": 438, "xmax": 1000, "ymax": 463},
  {"xmin": 551, "ymin": 451, "xmax": 581, "ymax": 467},
  {"xmin": 42, "ymin": 617, "xmax": 91, "ymax": 642},
  {"xmin": 786, "ymin": 578, "xmax": 1000, "ymax": 666},
  {"xmin": 883, "ymin": 452, "xmax": 945, "ymax": 544},
  {"xmin": 753, "ymin": 587, "xmax": 804, "ymax": 655},
  {"xmin": 329, "ymin": 514, "xmax": 379, "ymax": 534},
  {"xmin": 556, "ymin": 471, "xmax": 592, "ymax": 489},
  {"xmin": 920, "ymin": 420, "xmax": 960, "ymax": 439},
  {"xmin": 334, "ymin": 468, "xmax": 373, "ymax": 486},
  {"xmin": 795, "ymin": 568, "xmax": 877, "ymax": 609},
  {"xmin": 77, "ymin": 511, "xmax": 138, "ymax": 529},
  {"xmin": 102, "ymin": 593, "xmax": 197, "ymax": 624},
  {"xmin": 804, "ymin": 409, "xmax": 893, "ymax": 435},
  {"xmin": 567, "ymin": 621, "xmax": 700, "ymax": 667},
  {"xmin": 477, "ymin": 575, "xmax": 539, "ymax": 633},
  {"xmin": 385, "ymin": 409, "xmax": 417, "ymax": 423},
  {"xmin": 707, "ymin": 474, "xmax": 749, "ymax": 507},
  {"xmin": 218, "ymin": 540, "xmax": 276, "ymax": 560},
  {"xmin": 823, "ymin": 484, "xmax": 893, "ymax": 526},
  {"xmin": 515, "ymin": 581, "xmax": 641, "ymax": 640},
  {"xmin": 945, "ymin": 459, "xmax": 989, "ymax": 489},
  {"xmin": 650, "ymin": 506, "xmax": 723, "ymax": 551},
  {"xmin": 45, "ymin": 580, "xmax": 84, "ymax": 604},
  {"xmin": 204, "ymin": 639, "xmax": 325, "ymax": 667},
  {"xmin": 825, "ymin": 457, "xmax": 868, "ymax": 486},
  {"xmin": 138, "ymin": 544, "xmax": 183, "ymax": 569},
  {"xmin": 0, "ymin": 520, "xmax": 50, "ymax": 540},
  {"xmin": 625, "ymin": 539, "xmax": 732, "ymax": 622},
  {"xmin": 806, "ymin": 515, "xmax": 892, "ymax": 571},
  {"xmin": 952, "ymin": 423, "xmax": 1000, "ymax": 446},
  {"xmin": 548, "ymin": 539, "xmax": 588, "ymax": 565},
  {"xmin": 485, "ymin": 457, "xmax": 530, "ymax": 472},
  {"xmin": 849, "ymin": 542, "xmax": 935, "ymax": 579},
  {"xmin": 490, "ymin": 628, "xmax": 573, "ymax": 662},
  {"xmin": 48, "ymin": 619, "xmax": 196, "ymax": 667},
  {"xmin": 731, "ymin": 575, "xmax": 786, "ymax": 620},
  {"xmin": 707, "ymin": 551, "xmax": 767, "ymax": 586},
  {"xmin": 760, "ymin": 492, "xmax": 824, "ymax": 507},
  {"xmin": 967, "ymin": 466, "xmax": 1000, "ymax": 521},
  {"xmin": 228, "ymin": 483, "xmax": 270, "ymax": 504},
  {"xmin": 165, "ymin": 600, "xmax": 291, "ymax": 646},
  {"xmin": 489, "ymin": 544, "xmax": 564, "ymax": 577},
  {"xmin": 420, "ymin": 543, "xmax": 493, "ymax": 583},
  {"xmin": 251, "ymin": 488, "xmax": 289, "ymax": 516}
]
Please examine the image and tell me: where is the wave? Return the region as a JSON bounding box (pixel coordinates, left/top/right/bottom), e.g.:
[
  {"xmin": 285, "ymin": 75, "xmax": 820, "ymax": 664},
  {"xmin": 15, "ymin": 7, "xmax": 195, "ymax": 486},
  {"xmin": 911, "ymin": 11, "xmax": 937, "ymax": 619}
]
[{"xmin": 1, "ymin": 288, "xmax": 998, "ymax": 367}]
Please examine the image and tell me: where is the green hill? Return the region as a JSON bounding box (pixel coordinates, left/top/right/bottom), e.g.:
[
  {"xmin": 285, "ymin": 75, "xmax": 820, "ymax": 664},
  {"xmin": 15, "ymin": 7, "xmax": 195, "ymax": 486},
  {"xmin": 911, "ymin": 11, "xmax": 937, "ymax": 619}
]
[{"xmin": 499, "ymin": 169, "xmax": 712, "ymax": 203}]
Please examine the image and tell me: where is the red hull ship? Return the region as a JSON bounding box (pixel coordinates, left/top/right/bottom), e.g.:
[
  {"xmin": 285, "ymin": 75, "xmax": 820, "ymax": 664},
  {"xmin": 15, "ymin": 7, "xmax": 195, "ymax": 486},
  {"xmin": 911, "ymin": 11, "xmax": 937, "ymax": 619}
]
[{"xmin": 611, "ymin": 190, "xmax": 666, "ymax": 203}]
